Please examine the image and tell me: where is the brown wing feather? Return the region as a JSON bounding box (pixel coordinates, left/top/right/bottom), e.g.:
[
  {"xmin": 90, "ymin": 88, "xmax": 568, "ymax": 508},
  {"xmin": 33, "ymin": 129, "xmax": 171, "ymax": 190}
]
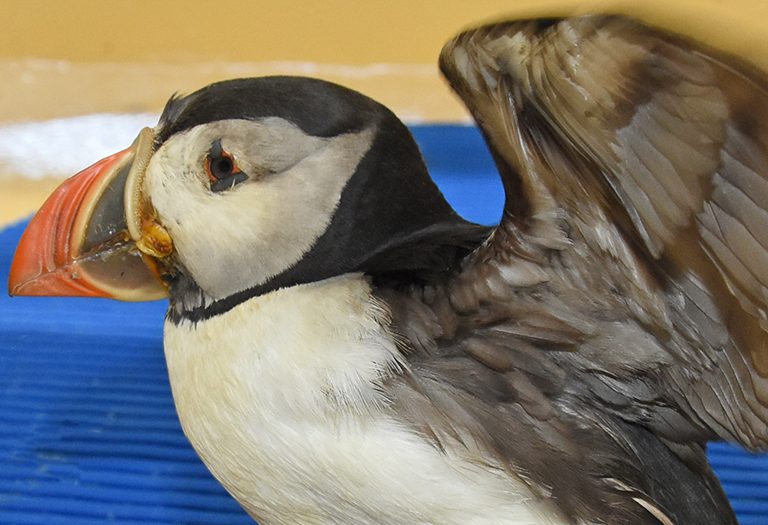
[
  {"xmin": 435, "ymin": 15, "xmax": 768, "ymax": 450},
  {"xmin": 377, "ymin": 15, "xmax": 768, "ymax": 524},
  {"xmin": 530, "ymin": 17, "xmax": 768, "ymax": 346}
]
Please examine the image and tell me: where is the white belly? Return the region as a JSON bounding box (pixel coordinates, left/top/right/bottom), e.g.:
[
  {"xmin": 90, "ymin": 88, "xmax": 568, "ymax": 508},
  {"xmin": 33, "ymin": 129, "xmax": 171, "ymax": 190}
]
[{"xmin": 163, "ymin": 274, "xmax": 564, "ymax": 525}]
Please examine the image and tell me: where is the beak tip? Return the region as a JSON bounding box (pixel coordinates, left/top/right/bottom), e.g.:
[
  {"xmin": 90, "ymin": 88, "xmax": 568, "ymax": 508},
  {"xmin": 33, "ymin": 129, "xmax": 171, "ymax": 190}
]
[
  {"xmin": 8, "ymin": 249, "xmax": 30, "ymax": 297},
  {"xmin": 7, "ymin": 274, "xmax": 22, "ymax": 296}
]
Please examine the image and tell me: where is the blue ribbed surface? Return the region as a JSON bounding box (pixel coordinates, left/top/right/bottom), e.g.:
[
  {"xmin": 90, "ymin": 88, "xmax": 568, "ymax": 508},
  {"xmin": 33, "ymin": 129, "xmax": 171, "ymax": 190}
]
[{"xmin": 1, "ymin": 125, "xmax": 766, "ymax": 524}]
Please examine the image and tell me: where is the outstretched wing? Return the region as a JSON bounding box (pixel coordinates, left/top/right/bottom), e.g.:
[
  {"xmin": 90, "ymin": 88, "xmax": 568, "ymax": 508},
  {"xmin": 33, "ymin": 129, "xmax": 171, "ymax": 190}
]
[
  {"xmin": 382, "ymin": 13, "xmax": 768, "ymax": 524},
  {"xmin": 435, "ymin": 14, "xmax": 768, "ymax": 452}
]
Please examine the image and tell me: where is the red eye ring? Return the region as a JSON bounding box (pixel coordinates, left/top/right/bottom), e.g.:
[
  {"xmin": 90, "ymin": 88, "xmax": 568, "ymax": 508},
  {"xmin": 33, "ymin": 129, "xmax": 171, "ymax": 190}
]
[
  {"xmin": 205, "ymin": 141, "xmax": 242, "ymax": 183},
  {"xmin": 205, "ymin": 139, "xmax": 249, "ymax": 193}
]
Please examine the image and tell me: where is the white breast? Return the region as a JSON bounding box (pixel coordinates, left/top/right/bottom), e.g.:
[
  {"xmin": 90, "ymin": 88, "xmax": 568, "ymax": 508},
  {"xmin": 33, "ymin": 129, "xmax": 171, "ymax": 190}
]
[{"xmin": 163, "ymin": 274, "xmax": 565, "ymax": 525}]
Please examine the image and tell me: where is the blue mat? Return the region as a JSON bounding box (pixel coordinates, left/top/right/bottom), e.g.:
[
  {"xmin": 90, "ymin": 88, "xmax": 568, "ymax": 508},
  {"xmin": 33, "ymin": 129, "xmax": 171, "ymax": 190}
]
[{"xmin": 1, "ymin": 125, "xmax": 766, "ymax": 525}]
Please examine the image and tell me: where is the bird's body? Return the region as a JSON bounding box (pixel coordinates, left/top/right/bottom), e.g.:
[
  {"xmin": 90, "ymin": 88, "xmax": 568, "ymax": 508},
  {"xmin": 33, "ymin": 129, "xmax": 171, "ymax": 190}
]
[
  {"xmin": 165, "ymin": 275, "xmax": 564, "ymax": 525},
  {"xmin": 9, "ymin": 13, "xmax": 768, "ymax": 525}
]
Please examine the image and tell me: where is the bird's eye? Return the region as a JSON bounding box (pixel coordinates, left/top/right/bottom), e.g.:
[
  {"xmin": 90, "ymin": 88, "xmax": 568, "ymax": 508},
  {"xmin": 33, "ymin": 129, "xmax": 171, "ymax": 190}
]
[
  {"xmin": 211, "ymin": 155, "xmax": 234, "ymax": 179},
  {"xmin": 205, "ymin": 140, "xmax": 248, "ymax": 192}
]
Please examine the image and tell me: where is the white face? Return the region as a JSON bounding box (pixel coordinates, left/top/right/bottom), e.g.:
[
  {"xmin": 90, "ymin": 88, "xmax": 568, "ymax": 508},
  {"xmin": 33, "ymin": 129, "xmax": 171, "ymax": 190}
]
[{"xmin": 144, "ymin": 117, "xmax": 375, "ymax": 300}]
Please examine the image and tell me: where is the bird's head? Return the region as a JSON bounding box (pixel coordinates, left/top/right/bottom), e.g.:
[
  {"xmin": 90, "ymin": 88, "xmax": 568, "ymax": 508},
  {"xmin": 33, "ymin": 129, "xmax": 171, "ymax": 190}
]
[{"xmin": 8, "ymin": 77, "xmax": 470, "ymax": 320}]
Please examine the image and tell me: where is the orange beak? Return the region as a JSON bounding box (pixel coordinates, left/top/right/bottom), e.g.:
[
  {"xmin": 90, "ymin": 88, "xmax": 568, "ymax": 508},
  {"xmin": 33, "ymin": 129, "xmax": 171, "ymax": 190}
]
[{"xmin": 8, "ymin": 128, "xmax": 168, "ymax": 301}]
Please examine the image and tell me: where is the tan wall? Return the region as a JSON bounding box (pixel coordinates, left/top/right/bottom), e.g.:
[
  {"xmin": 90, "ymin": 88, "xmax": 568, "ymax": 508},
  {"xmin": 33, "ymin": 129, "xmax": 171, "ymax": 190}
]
[
  {"xmin": 2, "ymin": 0, "xmax": 767, "ymax": 123},
  {"xmin": 3, "ymin": 1, "xmax": 515, "ymax": 64},
  {"xmin": 2, "ymin": 0, "xmax": 766, "ymax": 66},
  {"xmin": 1, "ymin": 1, "xmax": 529, "ymax": 125}
]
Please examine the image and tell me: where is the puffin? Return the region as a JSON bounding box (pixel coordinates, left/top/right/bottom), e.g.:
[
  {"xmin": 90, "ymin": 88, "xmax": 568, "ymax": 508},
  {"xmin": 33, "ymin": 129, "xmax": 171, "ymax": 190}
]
[{"xmin": 8, "ymin": 14, "xmax": 768, "ymax": 525}]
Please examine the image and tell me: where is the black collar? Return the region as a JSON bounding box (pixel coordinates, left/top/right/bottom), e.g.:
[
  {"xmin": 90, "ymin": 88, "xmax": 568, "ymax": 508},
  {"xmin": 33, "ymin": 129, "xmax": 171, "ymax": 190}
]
[{"xmin": 165, "ymin": 220, "xmax": 490, "ymax": 325}]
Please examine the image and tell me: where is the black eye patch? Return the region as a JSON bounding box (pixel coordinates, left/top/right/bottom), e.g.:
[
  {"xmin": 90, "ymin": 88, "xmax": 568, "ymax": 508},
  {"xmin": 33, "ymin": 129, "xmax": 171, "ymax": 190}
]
[{"xmin": 205, "ymin": 140, "xmax": 249, "ymax": 192}]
